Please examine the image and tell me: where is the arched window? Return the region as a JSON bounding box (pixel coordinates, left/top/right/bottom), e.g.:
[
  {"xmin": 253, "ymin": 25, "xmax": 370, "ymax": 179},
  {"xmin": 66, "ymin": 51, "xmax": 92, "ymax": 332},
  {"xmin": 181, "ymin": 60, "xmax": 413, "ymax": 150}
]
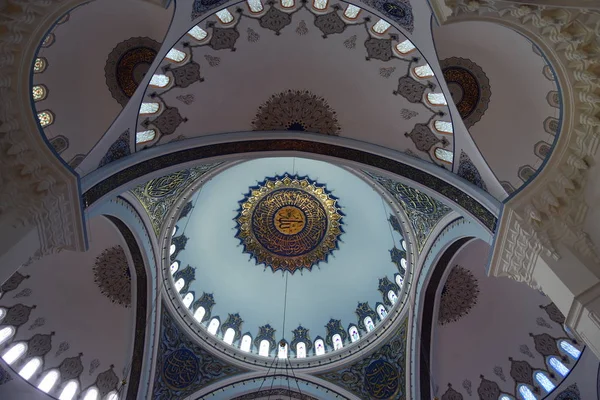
[
  {"xmin": 400, "ymin": 258, "xmax": 407, "ymax": 271},
  {"xmin": 0, "ymin": 308, "xmax": 4, "ymax": 321},
  {"xmin": 169, "ymin": 244, "xmax": 176, "ymax": 255},
  {"xmin": 187, "ymin": 26, "xmax": 208, "ymax": 41},
  {"xmin": 42, "ymin": 33, "xmax": 55, "ymax": 48},
  {"xmin": 166, "ymin": 48, "xmax": 187, "ymax": 63},
  {"xmin": 139, "ymin": 103, "xmax": 160, "ymax": 115},
  {"xmin": 395, "ymin": 274, "xmax": 403, "ymax": 288},
  {"xmin": 413, "ymin": 65, "xmax": 434, "ymax": 78},
  {"xmin": 37, "ymin": 110, "xmax": 54, "ymax": 127},
  {"xmin": 247, "ymin": 0, "xmax": 263, "ymax": 12},
  {"xmin": 207, "ymin": 318, "xmax": 219, "ymax": 335},
  {"xmin": 38, "ymin": 370, "xmax": 60, "ymax": 393},
  {"xmin": 0, "ymin": 326, "xmax": 14, "ymax": 345},
  {"xmin": 278, "ymin": 342, "xmax": 288, "ymax": 358},
  {"xmin": 59, "ymin": 380, "xmax": 79, "ymax": 400},
  {"xmin": 296, "ymin": 342, "xmax": 306, "ymax": 358},
  {"xmin": 172, "ymin": 226, "xmax": 178, "ymax": 236},
  {"xmin": 548, "ymin": 357, "xmax": 569, "ymax": 377},
  {"xmin": 372, "ymin": 19, "xmax": 391, "ymax": 34},
  {"xmin": 434, "ymin": 148, "xmax": 453, "ymax": 164},
  {"xmin": 182, "ymin": 292, "xmax": 194, "ymax": 308},
  {"xmin": 312, "ymin": 0, "xmax": 327, "ymax": 10},
  {"xmin": 136, "ymin": 130, "xmax": 156, "ymax": 145},
  {"xmin": 349, "ymin": 326, "xmax": 360, "ymax": 343},
  {"xmin": 560, "ymin": 341, "xmax": 581, "ymax": 359},
  {"xmin": 434, "ymin": 120, "xmax": 453, "ymax": 134},
  {"xmin": 388, "ymin": 290, "xmax": 398, "ymax": 305},
  {"xmin": 518, "ymin": 385, "xmax": 536, "ymax": 400},
  {"xmin": 395, "ymin": 39, "xmax": 415, "ymax": 55},
  {"xmin": 149, "ymin": 74, "xmax": 170, "ymax": 88},
  {"xmin": 2, "ymin": 343, "xmax": 26, "ymax": 364},
  {"xmin": 259, "ymin": 340, "xmax": 270, "ymax": 357},
  {"xmin": 194, "ymin": 306, "xmax": 206, "ymax": 323},
  {"xmin": 216, "ymin": 9, "xmax": 234, "ymax": 24},
  {"xmin": 534, "ymin": 372, "xmax": 555, "ymax": 393},
  {"xmin": 170, "ymin": 261, "xmax": 179, "ymax": 274},
  {"xmin": 82, "ymin": 387, "xmax": 99, "ymax": 400},
  {"xmin": 223, "ymin": 328, "xmax": 235, "ymax": 345},
  {"xmin": 314, "ymin": 339, "xmax": 325, "ymax": 356},
  {"xmin": 240, "ymin": 335, "xmax": 252, "ymax": 352},
  {"xmin": 19, "ymin": 357, "xmax": 42, "ymax": 380},
  {"xmin": 106, "ymin": 391, "xmax": 119, "ymax": 400},
  {"xmin": 174, "ymin": 278, "xmax": 185, "ymax": 292},
  {"xmin": 32, "ymin": 85, "xmax": 48, "ymax": 101},
  {"xmin": 280, "ymin": 0, "xmax": 294, "ymax": 7},
  {"xmin": 34, "ymin": 57, "xmax": 48, "ymax": 73},
  {"xmin": 377, "ymin": 304, "xmax": 388, "ymax": 320},
  {"xmin": 332, "ymin": 334, "xmax": 343, "ymax": 350},
  {"xmin": 400, "ymin": 239, "xmax": 406, "ymax": 250},
  {"xmin": 364, "ymin": 317, "xmax": 375, "ymax": 332},
  {"xmin": 343, "ymin": 4, "xmax": 361, "ymax": 19},
  {"xmin": 427, "ymin": 92, "xmax": 448, "ymax": 106}
]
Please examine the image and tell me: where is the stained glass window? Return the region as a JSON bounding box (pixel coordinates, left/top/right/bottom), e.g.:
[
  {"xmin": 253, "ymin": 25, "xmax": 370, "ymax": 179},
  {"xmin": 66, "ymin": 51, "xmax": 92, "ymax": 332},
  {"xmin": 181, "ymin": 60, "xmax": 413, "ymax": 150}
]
[
  {"xmin": 216, "ymin": 9, "xmax": 234, "ymax": 24},
  {"xmin": 435, "ymin": 148, "xmax": 453, "ymax": 164},
  {"xmin": 223, "ymin": 328, "xmax": 235, "ymax": 344},
  {"xmin": 136, "ymin": 130, "xmax": 156, "ymax": 144},
  {"xmin": 314, "ymin": 339, "xmax": 325, "ymax": 355},
  {"xmin": 499, "ymin": 396, "xmax": 512, "ymax": 400},
  {"xmin": 19, "ymin": 358, "xmax": 42, "ymax": 380},
  {"xmin": 372, "ymin": 20, "xmax": 391, "ymax": 34},
  {"xmin": 37, "ymin": 110, "xmax": 54, "ymax": 127},
  {"xmin": 278, "ymin": 342, "xmax": 288, "ymax": 358},
  {"xmin": 34, "ymin": 57, "xmax": 47, "ymax": 73},
  {"xmin": 174, "ymin": 278, "xmax": 185, "ymax": 292},
  {"xmin": 313, "ymin": 0, "xmax": 327, "ymax": 10},
  {"xmin": 188, "ymin": 26, "xmax": 208, "ymax": 41},
  {"xmin": 377, "ymin": 304, "xmax": 387, "ymax": 320},
  {"xmin": 3, "ymin": 343, "xmax": 26, "ymax": 364},
  {"xmin": 388, "ymin": 290, "xmax": 398, "ymax": 304},
  {"xmin": 82, "ymin": 388, "xmax": 99, "ymax": 400},
  {"xmin": 396, "ymin": 39, "xmax": 415, "ymax": 54},
  {"xmin": 560, "ymin": 341, "xmax": 581, "ymax": 359},
  {"xmin": 170, "ymin": 261, "xmax": 179, "ymax": 274},
  {"xmin": 259, "ymin": 339, "xmax": 270, "ymax": 356},
  {"xmin": 395, "ymin": 274, "xmax": 404, "ymax": 288},
  {"xmin": 59, "ymin": 380, "xmax": 79, "ymax": 400},
  {"xmin": 169, "ymin": 243, "xmax": 176, "ymax": 256},
  {"xmin": 182, "ymin": 292, "xmax": 194, "ymax": 308},
  {"xmin": 434, "ymin": 120, "xmax": 453, "ymax": 134},
  {"xmin": 38, "ymin": 370, "xmax": 60, "ymax": 393},
  {"xmin": 364, "ymin": 317, "xmax": 375, "ymax": 332},
  {"xmin": 535, "ymin": 372, "xmax": 555, "ymax": 393},
  {"xmin": 280, "ymin": 0, "xmax": 294, "ymax": 7},
  {"xmin": 332, "ymin": 334, "xmax": 343, "ymax": 350},
  {"xmin": 401, "ymin": 239, "xmax": 406, "ymax": 250},
  {"xmin": 0, "ymin": 327, "xmax": 13, "ymax": 345},
  {"xmin": 344, "ymin": 4, "xmax": 361, "ymax": 19},
  {"xmin": 414, "ymin": 65, "xmax": 434, "ymax": 78},
  {"xmin": 296, "ymin": 342, "xmax": 306, "ymax": 358},
  {"xmin": 207, "ymin": 318, "xmax": 220, "ymax": 335},
  {"xmin": 166, "ymin": 48, "xmax": 187, "ymax": 63},
  {"xmin": 247, "ymin": 0, "xmax": 263, "ymax": 12},
  {"xmin": 140, "ymin": 102, "xmax": 160, "ymax": 115},
  {"xmin": 549, "ymin": 357, "xmax": 569, "ymax": 377},
  {"xmin": 518, "ymin": 385, "xmax": 536, "ymax": 400},
  {"xmin": 427, "ymin": 92, "xmax": 448, "ymax": 106},
  {"xmin": 149, "ymin": 74, "xmax": 170, "ymax": 88},
  {"xmin": 32, "ymin": 85, "xmax": 48, "ymax": 101},
  {"xmin": 349, "ymin": 326, "xmax": 360, "ymax": 342},
  {"xmin": 193, "ymin": 306, "xmax": 206, "ymax": 322},
  {"xmin": 106, "ymin": 392, "xmax": 119, "ymax": 400},
  {"xmin": 240, "ymin": 335, "xmax": 252, "ymax": 352},
  {"xmin": 0, "ymin": 308, "xmax": 5, "ymax": 322},
  {"xmin": 41, "ymin": 33, "xmax": 55, "ymax": 48},
  {"xmin": 400, "ymin": 258, "xmax": 407, "ymax": 271}
]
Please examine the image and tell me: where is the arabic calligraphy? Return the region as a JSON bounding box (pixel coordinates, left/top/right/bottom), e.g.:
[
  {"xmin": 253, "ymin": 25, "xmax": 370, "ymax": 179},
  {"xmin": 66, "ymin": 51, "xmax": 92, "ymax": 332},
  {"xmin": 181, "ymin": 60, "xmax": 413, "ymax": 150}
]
[
  {"xmin": 274, "ymin": 206, "xmax": 306, "ymax": 235},
  {"xmin": 162, "ymin": 348, "xmax": 199, "ymax": 390},
  {"xmin": 363, "ymin": 359, "xmax": 399, "ymax": 399}
]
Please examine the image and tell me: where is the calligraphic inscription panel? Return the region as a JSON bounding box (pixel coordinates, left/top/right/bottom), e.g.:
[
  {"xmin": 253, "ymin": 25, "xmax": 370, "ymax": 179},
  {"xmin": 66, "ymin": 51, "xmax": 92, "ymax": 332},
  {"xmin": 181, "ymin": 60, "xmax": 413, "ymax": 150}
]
[
  {"xmin": 162, "ymin": 348, "xmax": 200, "ymax": 390},
  {"xmin": 364, "ymin": 359, "xmax": 400, "ymax": 399},
  {"xmin": 235, "ymin": 174, "xmax": 343, "ymax": 274}
]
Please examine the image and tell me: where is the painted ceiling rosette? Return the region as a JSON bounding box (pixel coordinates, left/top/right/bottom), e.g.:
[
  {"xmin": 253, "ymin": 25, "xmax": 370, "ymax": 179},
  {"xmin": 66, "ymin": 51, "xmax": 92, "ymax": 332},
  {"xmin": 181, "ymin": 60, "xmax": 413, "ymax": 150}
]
[{"xmin": 235, "ymin": 174, "xmax": 344, "ymax": 274}]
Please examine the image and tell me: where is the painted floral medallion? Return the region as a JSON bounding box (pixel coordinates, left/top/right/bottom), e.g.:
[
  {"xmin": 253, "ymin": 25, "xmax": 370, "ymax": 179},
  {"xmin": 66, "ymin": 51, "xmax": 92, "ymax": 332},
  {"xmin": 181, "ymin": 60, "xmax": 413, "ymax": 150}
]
[{"xmin": 235, "ymin": 175, "xmax": 343, "ymax": 273}]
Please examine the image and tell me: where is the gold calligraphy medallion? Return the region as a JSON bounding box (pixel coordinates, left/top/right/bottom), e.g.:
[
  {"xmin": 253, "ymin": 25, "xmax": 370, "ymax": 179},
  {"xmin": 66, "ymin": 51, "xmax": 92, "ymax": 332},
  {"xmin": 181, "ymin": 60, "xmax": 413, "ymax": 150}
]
[{"xmin": 235, "ymin": 175, "xmax": 344, "ymax": 274}]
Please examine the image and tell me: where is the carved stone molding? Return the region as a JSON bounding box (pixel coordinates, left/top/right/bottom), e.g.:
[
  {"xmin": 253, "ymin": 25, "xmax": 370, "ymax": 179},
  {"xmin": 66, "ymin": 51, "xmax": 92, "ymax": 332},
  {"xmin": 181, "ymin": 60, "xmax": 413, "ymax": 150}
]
[{"xmin": 0, "ymin": 0, "xmax": 87, "ymax": 258}]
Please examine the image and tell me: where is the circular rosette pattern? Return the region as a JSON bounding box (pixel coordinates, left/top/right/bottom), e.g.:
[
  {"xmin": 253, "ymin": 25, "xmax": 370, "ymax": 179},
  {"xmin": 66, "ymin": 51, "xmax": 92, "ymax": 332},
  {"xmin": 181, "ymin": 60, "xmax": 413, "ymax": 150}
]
[{"xmin": 235, "ymin": 175, "xmax": 343, "ymax": 273}]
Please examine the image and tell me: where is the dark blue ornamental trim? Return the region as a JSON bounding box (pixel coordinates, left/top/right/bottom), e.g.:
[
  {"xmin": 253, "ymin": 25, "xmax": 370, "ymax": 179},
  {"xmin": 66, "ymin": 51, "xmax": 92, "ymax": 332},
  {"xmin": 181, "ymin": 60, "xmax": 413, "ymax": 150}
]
[
  {"xmin": 178, "ymin": 201, "xmax": 194, "ymax": 221},
  {"xmin": 192, "ymin": 292, "xmax": 215, "ymax": 322},
  {"xmin": 221, "ymin": 313, "xmax": 244, "ymax": 342},
  {"xmin": 360, "ymin": 0, "xmax": 414, "ymax": 33},
  {"xmin": 378, "ymin": 276, "xmax": 400, "ymax": 306},
  {"xmin": 291, "ymin": 325, "xmax": 313, "ymax": 355},
  {"xmin": 388, "ymin": 214, "xmax": 403, "ymax": 235},
  {"xmin": 254, "ymin": 324, "xmax": 276, "ymax": 352},
  {"xmin": 173, "ymin": 265, "xmax": 195, "ymax": 294},
  {"xmin": 170, "ymin": 234, "xmax": 188, "ymax": 262},
  {"xmin": 355, "ymin": 302, "xmax": 378, "ymax": 332},
  {"xmin": 325, "ymin": 319, "xmax": 347, "ymax": 348},
  {"xmin": 390, "ymin": 246, "xmax": 406, "ymax": 275}
]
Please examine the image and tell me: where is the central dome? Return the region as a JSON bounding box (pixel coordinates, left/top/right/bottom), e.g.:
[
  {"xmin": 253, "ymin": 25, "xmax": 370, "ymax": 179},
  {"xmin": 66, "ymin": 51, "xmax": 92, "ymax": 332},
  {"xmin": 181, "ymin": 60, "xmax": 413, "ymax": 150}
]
[{"xmin": 235, "ymin": 175, "xmax": 343, "ymax": 274}]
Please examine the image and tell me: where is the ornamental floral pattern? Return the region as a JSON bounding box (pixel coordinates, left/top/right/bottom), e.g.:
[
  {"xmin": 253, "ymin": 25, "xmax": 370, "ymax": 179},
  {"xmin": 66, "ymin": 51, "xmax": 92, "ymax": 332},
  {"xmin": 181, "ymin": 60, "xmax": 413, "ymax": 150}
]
[
  {"xmin": 93, "ymin": 245, "xmax": 132, "ymax": 307},
  {"xmin": 438, "ymin": 265, "xmax": 479, "ymax": 325}
]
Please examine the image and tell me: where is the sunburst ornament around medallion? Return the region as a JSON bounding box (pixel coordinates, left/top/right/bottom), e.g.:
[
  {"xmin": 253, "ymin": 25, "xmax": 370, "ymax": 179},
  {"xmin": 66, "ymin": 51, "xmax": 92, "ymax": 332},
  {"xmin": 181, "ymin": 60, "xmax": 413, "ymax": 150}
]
[
  {"xmin": 252, "ymin": 90, "xmax": 341, "ymax": 136},
  {"xmin": 93, "ymin": 245, "xmax": 132, "ymax": 307},
  {"xmin": 235, "ymin": 175, "xmax": 344, "ymax": 274}
]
